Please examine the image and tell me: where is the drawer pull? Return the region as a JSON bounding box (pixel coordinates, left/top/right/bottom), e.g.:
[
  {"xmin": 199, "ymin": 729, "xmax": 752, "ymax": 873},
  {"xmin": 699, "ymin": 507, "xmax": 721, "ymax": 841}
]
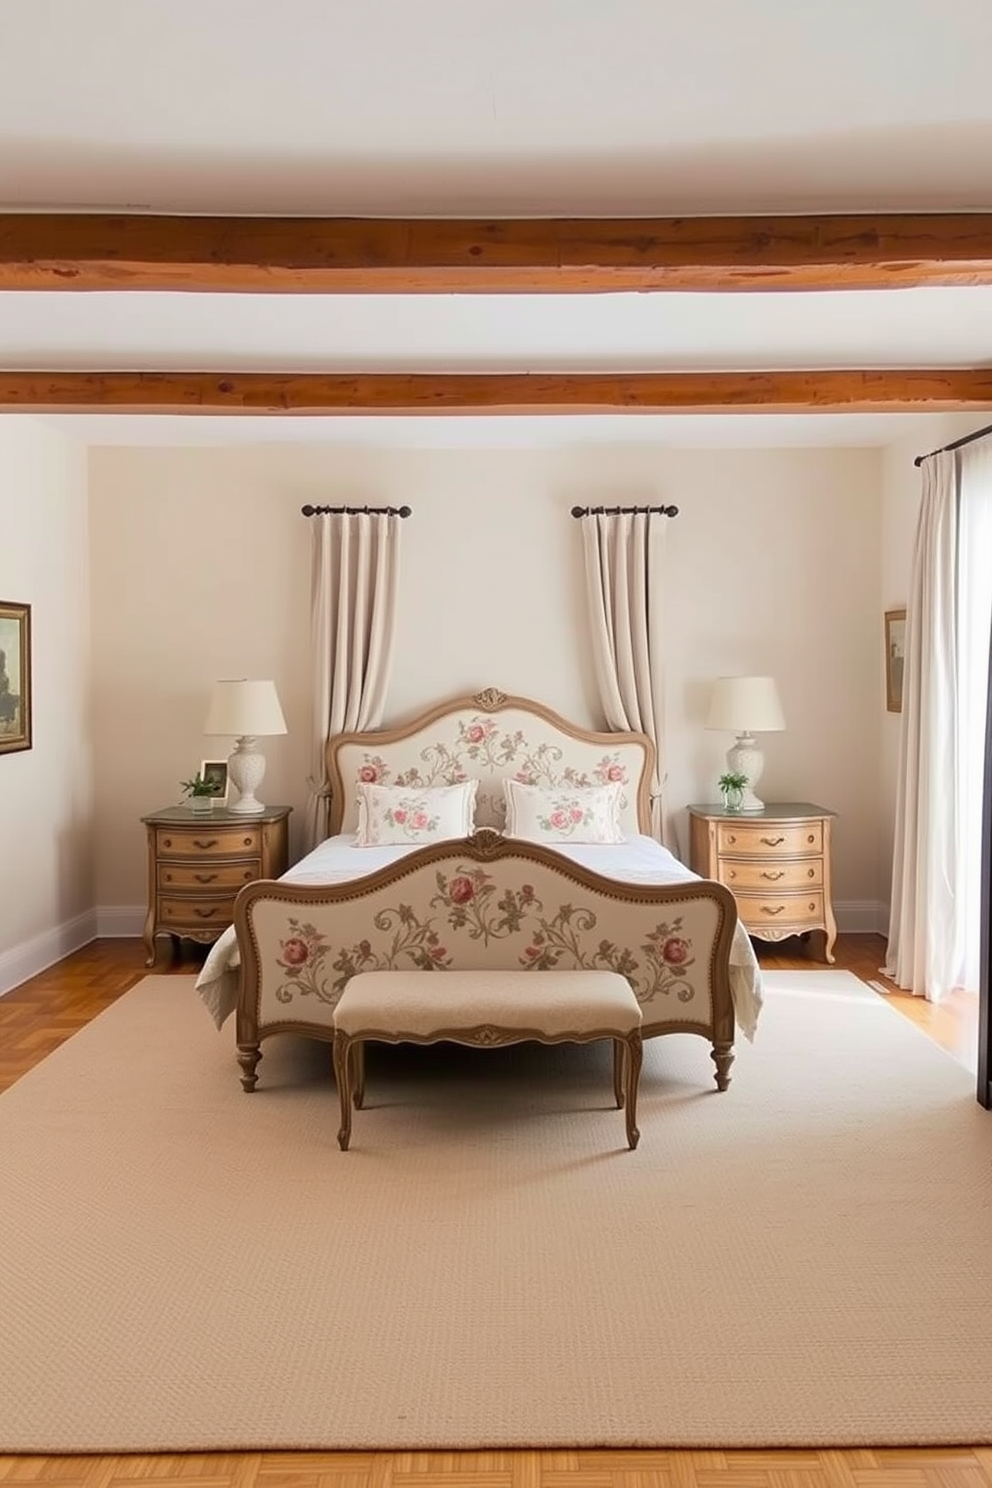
[
  {"xmin": 194, "ymin": 906, "xmax": 222, "ymax": 919},
  {"xmin": 194, "ymin": 873, "xmax": 217, "ymax": 884},
  {"xmin": 761, "ymin": 870, "xmax": 784, "ymax": 881},
  {"xmin": 761, "ymin": 905, "xmax": 784, "ymax": 916},
  {"xmin": 193, "ymin": 838, "xmax": 218, "ymax": 850},
  {"xmin": 760, "ymin": 835, "xmax": 785, "ymax": 846}
]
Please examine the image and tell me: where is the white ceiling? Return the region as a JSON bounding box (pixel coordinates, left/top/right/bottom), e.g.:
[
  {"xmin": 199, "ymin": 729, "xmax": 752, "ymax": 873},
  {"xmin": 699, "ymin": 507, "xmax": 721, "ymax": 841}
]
[{"xmin": 3, "ymin": 0, "xmax": 992, "ymax": 449}]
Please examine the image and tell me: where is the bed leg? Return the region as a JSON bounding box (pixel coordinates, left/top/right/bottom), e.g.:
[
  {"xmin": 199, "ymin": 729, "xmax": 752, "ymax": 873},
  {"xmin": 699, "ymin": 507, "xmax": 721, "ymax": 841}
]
[
  {"xmin": 612, "ymin": 1039, "xmax": 625, "ymax": 1109},
  {"xmin": 624, "ymin": 1032, "xmax": 642, "ymax": 1150},
  {"xmin": 333, "ymin": 1032, "xmax": 354, "ymax": 1151},
  {"xmin": 711, "ymin": 1041, "xmax": 735, "ymax": 1092},
  {"xmin": 236, "ymin": 1043, "xmax": 262, "ymax": 1092}
]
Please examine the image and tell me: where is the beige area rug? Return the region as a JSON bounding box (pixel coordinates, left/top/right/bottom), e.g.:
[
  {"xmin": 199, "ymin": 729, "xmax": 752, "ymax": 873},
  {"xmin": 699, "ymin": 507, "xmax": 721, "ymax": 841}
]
[{"xmin": 1, "ymin": 969, "xmax": 991, "ymax": 1453}]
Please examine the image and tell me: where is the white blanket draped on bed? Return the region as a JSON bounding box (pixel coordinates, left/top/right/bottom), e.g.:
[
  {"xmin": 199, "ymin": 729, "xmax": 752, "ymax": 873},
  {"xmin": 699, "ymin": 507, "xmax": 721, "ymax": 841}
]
[{"xmin": 194, "ymin": 833, "xmax": 764, "ymax": 1040}]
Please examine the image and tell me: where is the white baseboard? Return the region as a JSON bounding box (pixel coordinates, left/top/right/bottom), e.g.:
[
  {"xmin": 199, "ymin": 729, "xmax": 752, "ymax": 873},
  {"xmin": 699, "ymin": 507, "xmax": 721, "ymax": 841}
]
[
  {"xmin": 95, "ymin": 904, "xmax": 146, "ymax": 938},
  {"xmin": 835, "ymin": 900, "xmax": 888, "ymax": 935},
  {"xmin": 0, "ymin": 909, "xmax": 98, "ymax": 998}
]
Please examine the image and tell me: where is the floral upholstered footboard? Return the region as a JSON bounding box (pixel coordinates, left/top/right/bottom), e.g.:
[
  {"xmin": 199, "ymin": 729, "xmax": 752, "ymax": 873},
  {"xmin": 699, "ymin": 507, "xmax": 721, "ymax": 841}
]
[{"xmin": 233, "ymin": 830, "xmax": 739, "ymax": 1093}]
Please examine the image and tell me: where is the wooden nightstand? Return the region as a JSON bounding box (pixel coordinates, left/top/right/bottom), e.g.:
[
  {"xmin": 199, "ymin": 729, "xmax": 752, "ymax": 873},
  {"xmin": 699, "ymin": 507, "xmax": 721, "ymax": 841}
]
[
  {"xmin": 141, "ymin": 804, "xmax": 291, "ymax": 966},
  {"xmin": 687, "ymin": 801, "xmax": 837, "ymax": 963}
]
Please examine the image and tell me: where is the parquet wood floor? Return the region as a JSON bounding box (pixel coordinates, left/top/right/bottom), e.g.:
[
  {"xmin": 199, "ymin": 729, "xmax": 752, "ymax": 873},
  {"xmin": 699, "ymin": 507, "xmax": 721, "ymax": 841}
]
[{"xmin": 0, "ymin": 934, "xmax": 985, "ymax": 1485}]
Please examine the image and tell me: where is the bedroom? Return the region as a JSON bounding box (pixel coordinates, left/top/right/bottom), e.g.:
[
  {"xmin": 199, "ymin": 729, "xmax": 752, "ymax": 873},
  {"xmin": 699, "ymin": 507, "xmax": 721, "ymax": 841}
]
[{"xmin": 2, "ymin": 0, "xmax": 992, "ymax": 1474}]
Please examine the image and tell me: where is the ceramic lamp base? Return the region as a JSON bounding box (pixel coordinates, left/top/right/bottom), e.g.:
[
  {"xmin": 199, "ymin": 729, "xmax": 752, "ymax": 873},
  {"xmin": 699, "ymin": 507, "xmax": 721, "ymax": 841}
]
[
  {"xmin": 727, "ymin": 734, "xmax": 766, "ymax": 812},
  {"xmin": 227, "ymin": 736, "xmax": 268, "ymax": 815}
]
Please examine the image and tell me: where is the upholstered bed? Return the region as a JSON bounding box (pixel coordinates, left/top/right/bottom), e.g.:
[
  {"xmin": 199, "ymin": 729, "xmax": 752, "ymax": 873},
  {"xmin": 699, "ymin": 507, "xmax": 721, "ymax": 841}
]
[{"xmin": 195, "ymin": 689, "xmax": 763, "ymax": 1090}]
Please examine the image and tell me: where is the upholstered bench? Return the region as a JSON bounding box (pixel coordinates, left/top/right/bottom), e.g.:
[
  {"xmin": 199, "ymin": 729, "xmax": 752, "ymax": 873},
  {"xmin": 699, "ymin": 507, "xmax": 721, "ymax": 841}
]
[{"xmin": 331, "ymin": 969, "xmax": 644, "ymax": 1151}]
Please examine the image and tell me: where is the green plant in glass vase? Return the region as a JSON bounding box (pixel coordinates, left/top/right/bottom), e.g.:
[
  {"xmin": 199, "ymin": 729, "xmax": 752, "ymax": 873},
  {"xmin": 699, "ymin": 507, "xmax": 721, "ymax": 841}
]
[
  {"xmin": 180, "ymin": 772, "xmax": 216, "ymax": 813},
  {"xmin": 717, "ymin": 770, "xmax": 748, "ymax": 813}
]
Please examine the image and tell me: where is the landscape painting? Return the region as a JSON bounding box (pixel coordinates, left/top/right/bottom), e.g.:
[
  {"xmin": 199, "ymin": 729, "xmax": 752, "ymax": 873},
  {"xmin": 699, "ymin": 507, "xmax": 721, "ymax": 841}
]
[{"xmin": 0, "ymin": 601, "xmax": 32, "ymax": 754}]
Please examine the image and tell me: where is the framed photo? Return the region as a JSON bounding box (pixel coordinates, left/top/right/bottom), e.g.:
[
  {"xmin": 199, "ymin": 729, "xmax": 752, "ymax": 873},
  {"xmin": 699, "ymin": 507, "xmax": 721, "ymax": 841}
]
[
  {"xmin": 885, "ymin": 607, "xmax": 907, "ymax": 714},
  {"xmin": 0, "ymin": 601, "xmax": 32, "ymax": 755},
  {"xmin": 199, "ymin": 758, "xmax": 230, "ymax": 804}
]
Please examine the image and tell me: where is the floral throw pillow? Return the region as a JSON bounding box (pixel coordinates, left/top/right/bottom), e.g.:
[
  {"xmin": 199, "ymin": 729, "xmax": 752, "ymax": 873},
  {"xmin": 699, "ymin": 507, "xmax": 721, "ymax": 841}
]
[
  {"xmin": 502, "ymin": 779, "xmax": 624, "ymax": 845},
  {"xmin": 354, "ymin": 780, "xmax": 478, "ymax": 847}
]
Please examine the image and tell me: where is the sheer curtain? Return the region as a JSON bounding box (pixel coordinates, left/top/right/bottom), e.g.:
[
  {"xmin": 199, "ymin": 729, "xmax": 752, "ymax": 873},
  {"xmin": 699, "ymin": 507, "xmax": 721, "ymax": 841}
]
[
  {"xmin": 957, "ymin": 445, "xmax": 992, "ymax": 994},
  {"xmin": 304, "ymin": 512, "xmax": 402, "ymax": 851},
  {"xmin": 886, "ymin": 445, "xmax": 992, "ymax": 1000},
  {"xmin": 580, "ymin": 511, "xmax": 666, "ymax": 838},
  {"xmin": 885, "ymin": 452, "xmax": 959, "ymax": 999}
]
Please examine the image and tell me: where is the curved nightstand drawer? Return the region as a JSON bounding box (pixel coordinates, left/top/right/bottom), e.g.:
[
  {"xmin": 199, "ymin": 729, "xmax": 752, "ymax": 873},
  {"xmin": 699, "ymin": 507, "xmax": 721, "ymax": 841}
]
[
  {"xmin": 719, "ymin": 858, "xmax": 823, "ymax": 891},
  {"xmin": 158, "ymin": 895, "xmax": 237, "ymax": 929},
  {"xmin": 157, "ymin": 827, "xmax": 261, "ymax": 858},
  {"xmin": 717, "ymin": 821, "xmax": 823, "ymax": 857},
  {"xmin": 158, "ymin": 861, "xmax": 260, "ymax": 890},
  {"xmin": 738, "ymin": 892, "xmax": 824, "ymax": 930}
]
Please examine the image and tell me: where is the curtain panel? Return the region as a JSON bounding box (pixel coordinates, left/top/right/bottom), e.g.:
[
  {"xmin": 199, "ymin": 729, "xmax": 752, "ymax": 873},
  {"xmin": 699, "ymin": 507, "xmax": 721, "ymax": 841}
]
[
  {"xmin": 885, "ymin": 451, "xmax": 959, "ymax": 999},
  {"xmin": 580, "ymin": 511, "xmax": 666, "ymax": 839},
  {"xmin": 304, "ymin": 512, "xmax": 401, "ymax": 851}
]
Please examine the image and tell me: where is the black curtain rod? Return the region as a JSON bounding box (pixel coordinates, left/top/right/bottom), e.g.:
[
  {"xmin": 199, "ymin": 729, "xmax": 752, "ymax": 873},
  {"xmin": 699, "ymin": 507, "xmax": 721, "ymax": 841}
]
[
  {"xmin": 301, "ymin": 504, "xmax": 412, "ymax": 517},
  {"xmin": 914, "ymin": 420, "xmax": 992, "ymax": 468},
  {"xmin": 570, "ymin": 503, "xmax": 679, "ymax": 518}
]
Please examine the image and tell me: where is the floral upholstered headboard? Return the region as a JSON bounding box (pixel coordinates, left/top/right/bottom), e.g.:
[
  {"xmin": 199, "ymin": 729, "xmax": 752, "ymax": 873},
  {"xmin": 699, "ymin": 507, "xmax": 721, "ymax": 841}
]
[{"xmin": 326, "ymin": 688, "xmax": 655, "ymax": 836}]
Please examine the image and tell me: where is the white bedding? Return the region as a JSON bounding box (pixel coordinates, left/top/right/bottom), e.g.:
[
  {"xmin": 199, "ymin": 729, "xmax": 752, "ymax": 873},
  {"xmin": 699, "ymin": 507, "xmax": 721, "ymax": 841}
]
[{"xmin": 195, "ymin": 832, "xmax": 763, "ymax": 1040}]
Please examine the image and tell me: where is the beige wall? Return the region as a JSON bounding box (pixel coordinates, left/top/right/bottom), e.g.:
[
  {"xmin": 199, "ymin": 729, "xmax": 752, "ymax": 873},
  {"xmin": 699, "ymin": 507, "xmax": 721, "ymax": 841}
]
[
  {"xmin": 89, "ymin": 442, "xmax": 883, "ymax": 920},
  {"xmin": 0, "ymin": 418, "xmax": 92, "ymax": 990}
]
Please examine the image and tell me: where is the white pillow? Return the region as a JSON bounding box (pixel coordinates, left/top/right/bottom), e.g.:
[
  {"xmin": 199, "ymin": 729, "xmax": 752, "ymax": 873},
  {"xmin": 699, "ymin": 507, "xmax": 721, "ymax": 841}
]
[
  {"xmin": 354, "ymin": 780, "xmax": 478, "ymax": 847},
  {"xmin": 502, "ymin": 779, "xmax": 624, "ymax": 845}
]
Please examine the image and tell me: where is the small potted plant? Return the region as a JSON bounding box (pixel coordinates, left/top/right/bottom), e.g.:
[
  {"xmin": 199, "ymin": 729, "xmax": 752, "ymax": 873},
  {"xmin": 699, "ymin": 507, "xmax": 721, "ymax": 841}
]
[
  {"xmin": 717, "ymin": 770, "xmax": 748, "ymax": 813},
  {"xmin": 180, "ymin": 772, "xmax": 216, "ymax": 815}
]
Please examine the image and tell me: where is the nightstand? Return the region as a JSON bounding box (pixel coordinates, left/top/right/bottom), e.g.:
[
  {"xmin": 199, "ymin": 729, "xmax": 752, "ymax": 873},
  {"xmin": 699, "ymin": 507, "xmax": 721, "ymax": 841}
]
[
  {"xmin": 141, "ymin": 804, "xmax": 292, "ymax": 966},
  {"xmin": 687, "ymin": 801, "xmax": 837, "ymax": 963}
]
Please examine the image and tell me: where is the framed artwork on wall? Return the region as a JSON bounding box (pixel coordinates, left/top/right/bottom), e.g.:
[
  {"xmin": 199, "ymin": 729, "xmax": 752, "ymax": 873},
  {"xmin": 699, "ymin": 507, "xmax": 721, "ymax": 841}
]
[
  {"xmin": 199, "ymin": 758, "xmax": 230, "ymax": 804},
  {"xmin": 0, "ymin": 600, "xmax": 32, "ymax": 755},
  {"xmin": 885, "ymin": 607, "xmax": 907, "ymax": 714}
]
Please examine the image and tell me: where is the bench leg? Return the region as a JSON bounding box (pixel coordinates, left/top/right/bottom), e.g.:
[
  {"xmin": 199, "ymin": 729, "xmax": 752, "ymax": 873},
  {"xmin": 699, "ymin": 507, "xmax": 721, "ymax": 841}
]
[
  {"xmin": 333, "ymin": 1032, "xmax": 354, "ymax": 1151},
  {"xmin": 624, "ymin": 1031, "xmax": 642, "ymax": 1150},
  {"xmin": 612, "ymin": 1038, "xmax": 625, "ymax": 1108},
  {"xmin": 353, "ymin": 1042, "xmax": 366, "ymax": 1109}
]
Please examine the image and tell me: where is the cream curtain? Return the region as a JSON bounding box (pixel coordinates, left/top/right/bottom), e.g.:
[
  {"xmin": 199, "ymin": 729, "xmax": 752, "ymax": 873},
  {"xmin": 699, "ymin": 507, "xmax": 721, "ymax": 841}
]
[
  {"xmin": 580, "ymin": 512, "xmax": 666, "ymax": 838},
  {"xmin": 304, "ymin": 512, "xmax": 402, "ymax": 851},
  {"xmin": 885, "ymin": 452, "xmax": 959, "ymax": 999}
]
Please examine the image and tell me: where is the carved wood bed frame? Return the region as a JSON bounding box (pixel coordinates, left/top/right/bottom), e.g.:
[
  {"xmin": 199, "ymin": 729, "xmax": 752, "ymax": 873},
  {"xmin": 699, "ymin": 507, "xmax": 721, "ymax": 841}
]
[{"xmin": 232, "ymin": 688, "xmax": 740, "ymax": 1092}]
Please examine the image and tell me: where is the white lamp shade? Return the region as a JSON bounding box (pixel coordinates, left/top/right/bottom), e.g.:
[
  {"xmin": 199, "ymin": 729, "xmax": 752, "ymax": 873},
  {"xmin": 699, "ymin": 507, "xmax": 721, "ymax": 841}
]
[
  {"xmin": 706, "ymin": 676, "xmax": 785, "ymax": 733},
  {"xmin": 205, "ymin": 679, "xmax": 288, "ymax": 737}
]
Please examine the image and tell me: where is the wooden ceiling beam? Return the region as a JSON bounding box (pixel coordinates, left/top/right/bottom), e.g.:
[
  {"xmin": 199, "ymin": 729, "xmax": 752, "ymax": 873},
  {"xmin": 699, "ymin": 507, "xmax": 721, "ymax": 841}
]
[
  {"xmin": 4, "ymin": 213, "xmax": 992, "ymax": 292},
  {"xmin": 2, "ymin": 369, "xmax": 991, "ymax": 415}
]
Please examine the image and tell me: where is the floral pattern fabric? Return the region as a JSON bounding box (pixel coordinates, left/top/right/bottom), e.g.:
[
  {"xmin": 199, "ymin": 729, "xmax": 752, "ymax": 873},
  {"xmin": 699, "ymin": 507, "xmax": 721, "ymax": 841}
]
[
  {"xmin": 333, "ymin": 706, "xmax": 645, "ymax": 836},
  {"xmin": 354, "ymin": 780, "xmax": 478, "ymax": 846},
  {"xmin": 503, "ymin": 779, "xmax": 624, "ymax": 844},
  {"xmin": 248, "ymin": 850, "xmax": 728, "ymax": 1038}
]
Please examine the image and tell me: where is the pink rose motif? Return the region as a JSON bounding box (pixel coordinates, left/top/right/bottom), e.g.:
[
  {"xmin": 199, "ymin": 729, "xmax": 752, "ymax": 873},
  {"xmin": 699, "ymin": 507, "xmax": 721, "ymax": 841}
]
[
  {"xmin": 466, "ymin": 723, "xmax": 486, "ymax": 744},
  {"xmin": 449, "ymin": 875, "xmax": 475, "ymax": 905},
  {"xmin": 392, "ymin": 807, "xmax": 407, "ymax": 824},
  {"xmin": 570, "ymin": 806, "xmax": 583, "ymax": 822},
  {"xmin": 525, "ymin": 945, "xmax": 540, "ymax": 959},
  {"xmin": 516, "ymin": 771, "xmax": 535, "ymax": 784},
  {"xmin": 661, "ymin": 936, "xmax": 690, "ymax": 966},
  {"xmin": 280, "ymin": 937, "xmax": 309, "ymax": 967},
  {"xmin": 431, "ymin": 945, "xmax": 447, "ymax": 960},
  {"xmin": 607, "ymin": 764, "xmax": 624, "ymax": 782},
  {"xmin": 412, "ymin": 811, "xmax": 429, "ymax": 830},
  {"xmin": 521, "ymin": 884, "xmax": 534, "ymax": 901},
  {"xmin": 359, "ymin": 764, "xmax": 380, "ymax": 783},
  {"xmin": 550, "ymin": 809, "xmax": 569, "ymax": 830}
]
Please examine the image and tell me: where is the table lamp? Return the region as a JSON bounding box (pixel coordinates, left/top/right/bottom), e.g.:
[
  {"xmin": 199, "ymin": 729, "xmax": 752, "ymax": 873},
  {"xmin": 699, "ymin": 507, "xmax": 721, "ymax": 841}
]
[
  {"xmin": 204, "ymin": 679, "xmax": 287, "ymax": 815},
  {"xmin": 705, "ymin": 675, "xmax": 785, "ymax": 812}
]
